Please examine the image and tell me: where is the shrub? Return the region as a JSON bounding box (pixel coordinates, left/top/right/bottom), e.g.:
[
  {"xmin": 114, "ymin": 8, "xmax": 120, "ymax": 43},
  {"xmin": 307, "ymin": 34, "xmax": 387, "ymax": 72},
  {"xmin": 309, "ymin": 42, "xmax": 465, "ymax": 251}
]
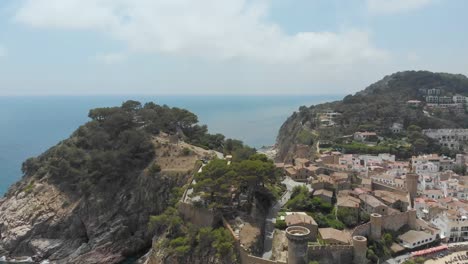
[
  {"xmin": 275, "ymin": 220, "xmax": 287, "ymax": 230},
  {"xmin": 148, "ymin": 163, "xmax": 162, "ymax": 175},
  {"xmin": 181, "ymin": 147, "xmax": 192, "ymax": 156}
]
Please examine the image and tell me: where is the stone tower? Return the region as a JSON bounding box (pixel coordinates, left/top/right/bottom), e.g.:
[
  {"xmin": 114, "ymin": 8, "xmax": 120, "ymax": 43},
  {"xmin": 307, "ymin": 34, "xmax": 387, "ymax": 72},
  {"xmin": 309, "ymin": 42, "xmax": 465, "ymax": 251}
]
[
  {"xmin": 352, "ymin": 236, "xmax": 368, "ymax": 264},
  {"xmin": 406, "ymin": 173, "xmax": 419, "ymax": 208},
  {"xmin": 408, "ymin": 208, "xmax": 417, "ymax": 230},
  {"xmin": 286, "ymin": 226, "xmax": 310, "ymax": 264},
  {"xmin": 370, "ymin": 213, "xmax": 382, "ymax": 241}
]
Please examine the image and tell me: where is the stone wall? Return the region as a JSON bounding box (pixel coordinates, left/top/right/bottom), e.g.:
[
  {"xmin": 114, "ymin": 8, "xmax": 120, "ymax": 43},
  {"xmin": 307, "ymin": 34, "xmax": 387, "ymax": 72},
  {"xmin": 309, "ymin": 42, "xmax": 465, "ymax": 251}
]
[
  {"xmin": 371, "ymin": 181, "xmax": 407, "ymax": 195},
  {"xmin": 239, "ymin": 247, "xmax": 287, "ymax": 264},
  {"xmin": 382, "ymin": 211, "xmax": 411, "ymax": 231},
  {"xmin": 223, "ymin": 217, "xmax": 286, "ymax": 264},
  {"xmin": 178, "ymin": 202, "xmax": 217, "ymax": 227},
  {"xmin": 308, "ymin": 245, "xmax": 353, "ymax": 264},
  {"xmin": 351, "ymin": 210, "xmax": 415, "ymax": 237},
  {"xmin": 352, "ymin": 222, "xmax": 371, "ymax": 237}
]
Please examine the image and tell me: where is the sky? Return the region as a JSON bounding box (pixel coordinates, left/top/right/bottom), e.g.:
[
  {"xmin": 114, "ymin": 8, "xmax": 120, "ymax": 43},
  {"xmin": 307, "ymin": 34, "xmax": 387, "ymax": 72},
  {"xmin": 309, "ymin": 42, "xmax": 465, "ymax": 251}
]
[{"xmin": 0, "ymin": 0, "xmax": 467, "ymax": 95}]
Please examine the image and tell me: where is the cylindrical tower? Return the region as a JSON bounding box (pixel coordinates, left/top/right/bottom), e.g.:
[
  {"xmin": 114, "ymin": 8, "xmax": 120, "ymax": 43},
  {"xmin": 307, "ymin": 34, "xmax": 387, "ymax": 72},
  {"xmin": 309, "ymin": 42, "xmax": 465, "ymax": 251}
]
[
  {"xmin": 286, "ymin": 226, "xmax": 310, "ymax": 264},
  {"xmin": 370, "ymin": 213, "xmax": 382, "ymax": 241},
  {"xmin": 408, "ymin": 209, "xmax": 417, "ymax": 229},
  {"xmin": 353, "ymin": 236, "xmax": 368, "ymax": 264},
  {"xmin": 406, "ymin": 173, "xmax": 419, "ymax": 208}
]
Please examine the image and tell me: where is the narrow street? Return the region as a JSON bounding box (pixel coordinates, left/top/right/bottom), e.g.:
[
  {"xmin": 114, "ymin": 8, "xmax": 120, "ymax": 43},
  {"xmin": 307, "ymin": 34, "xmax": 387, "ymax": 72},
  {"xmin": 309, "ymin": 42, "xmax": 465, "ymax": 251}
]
[{"xmin": 261, "ymin": 177, "xmax": 312, "ymax": 259}]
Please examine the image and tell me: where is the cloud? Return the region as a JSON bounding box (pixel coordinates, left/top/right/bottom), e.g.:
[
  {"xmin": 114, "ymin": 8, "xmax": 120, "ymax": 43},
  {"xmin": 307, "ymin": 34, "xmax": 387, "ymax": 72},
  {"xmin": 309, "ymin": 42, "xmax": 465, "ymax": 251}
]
[
  {"xmin": 94, "ymin": 52, "xmax": 127, "ymax": 64},
  {"xmin": 367, "ymin": 0, "xmax": 434, "ymax": 15},
  {"xmin": 14, "ymin": 0, "xmax": 388, "ymax": 65}
]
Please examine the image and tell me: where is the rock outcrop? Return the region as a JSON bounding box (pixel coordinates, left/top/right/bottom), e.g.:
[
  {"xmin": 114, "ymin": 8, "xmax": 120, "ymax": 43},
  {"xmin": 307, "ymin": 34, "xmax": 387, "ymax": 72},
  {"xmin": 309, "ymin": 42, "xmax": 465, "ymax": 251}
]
[{"xmin": 0, "ymin": 159, "xmax": 191, "ymax": 263}]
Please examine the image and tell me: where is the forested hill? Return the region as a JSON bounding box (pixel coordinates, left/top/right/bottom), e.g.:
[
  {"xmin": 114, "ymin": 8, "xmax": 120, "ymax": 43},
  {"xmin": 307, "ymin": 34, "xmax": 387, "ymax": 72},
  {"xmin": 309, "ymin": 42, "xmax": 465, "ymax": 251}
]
[
  {"xmin": 0, "ymin": 100, "xmax": 254, "ymax": 263},
  {"xmin": 276, "ymin": 71, "xmax": 468, "ymax": 161}
]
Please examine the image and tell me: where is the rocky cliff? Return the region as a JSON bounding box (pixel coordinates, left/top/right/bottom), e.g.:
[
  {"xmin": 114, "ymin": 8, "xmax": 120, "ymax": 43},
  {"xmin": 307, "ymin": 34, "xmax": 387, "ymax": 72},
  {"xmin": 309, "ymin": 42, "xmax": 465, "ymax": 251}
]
[{"xmin": 0, "ymin": 165, "xmax": 189, "ymax": 263}]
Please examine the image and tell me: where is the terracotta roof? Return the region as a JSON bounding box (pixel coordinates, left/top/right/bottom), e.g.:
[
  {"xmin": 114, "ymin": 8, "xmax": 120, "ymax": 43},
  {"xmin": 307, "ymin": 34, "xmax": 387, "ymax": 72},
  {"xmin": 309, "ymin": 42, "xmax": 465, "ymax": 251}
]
[
  {"xmin": 314, "ymin": 189, "xmax": 333, "ymax": 198},
  {"xmin": 285, "ymin": 167, "xmax": 297, "ymax": 175},
  {"xmin": 398, "ymin": 230, "xmax": 433, "ymax": 245},
  {"xmin": 319, "ymin": 228, "xmax": 351, "ymax": 244},
  {"xmin": 337, "ymin": 196, "xmax": 360, "ymax": 208},
  {"xmin": 359, "ymin": 194, "xmax": 386, "ymax": 208},
  {"xmin": 285, "ymin": 213, "xmax": 317, "ymax": 226}
]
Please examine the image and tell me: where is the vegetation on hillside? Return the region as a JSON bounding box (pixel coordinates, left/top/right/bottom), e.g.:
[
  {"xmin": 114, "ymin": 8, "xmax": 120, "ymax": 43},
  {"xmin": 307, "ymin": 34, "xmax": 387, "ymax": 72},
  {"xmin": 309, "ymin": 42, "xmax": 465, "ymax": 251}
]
[
  {"xmin": 20, "ymin": 100, "xmax": 256, "ymax": 195},
  {"xmin": 283, "ymin": 186, "xmax": 345, "ymax": 230},
  {"xmin": 149, "ymin": 187, "xmax": 237, "ymax": 263},
  {"xmin": 277, "ymin": 71, "xmax": 468, "ymax": 160},
  {"xmin": 192, "ymin": 153, "xmax": 281, "ymax": 210}
]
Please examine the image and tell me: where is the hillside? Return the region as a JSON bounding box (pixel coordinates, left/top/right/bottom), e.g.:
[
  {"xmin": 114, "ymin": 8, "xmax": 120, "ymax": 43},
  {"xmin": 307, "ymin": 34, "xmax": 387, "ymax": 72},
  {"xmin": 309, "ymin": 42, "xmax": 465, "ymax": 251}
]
[
  {"xmin": 276, "ymin": 71, "xmax": 468, "ymax": 161},
  {"xmin": 0, "ymin": 101, "xmax": 235, "ymax": 263}
]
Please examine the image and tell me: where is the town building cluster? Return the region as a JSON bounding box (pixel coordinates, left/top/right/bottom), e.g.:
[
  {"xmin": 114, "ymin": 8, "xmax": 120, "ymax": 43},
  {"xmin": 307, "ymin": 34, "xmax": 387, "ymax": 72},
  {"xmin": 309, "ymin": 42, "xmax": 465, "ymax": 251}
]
[{"xmin": 271, "ymin": 149, "xmax": 468, "ymax": 263}]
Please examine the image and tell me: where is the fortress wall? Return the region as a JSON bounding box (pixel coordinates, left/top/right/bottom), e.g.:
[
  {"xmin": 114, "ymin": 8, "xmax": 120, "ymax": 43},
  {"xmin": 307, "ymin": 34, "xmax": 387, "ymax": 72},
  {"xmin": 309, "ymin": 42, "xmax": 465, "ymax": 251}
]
[
  {"xmin": 239, "ymin": 247, "xmax": 287, "ymax": 264},
  {"xmin": 352, "ymin": 210, "xmax": 414, "ymax": 238},
  {"xmin": 223, "ymin": 217, "xmax": 286, "ymax": 264},
  {"xmin": 371, "ymin": 181, "xmax": 407, "ymax": 195},
  {"xmin": 308, "ymin": 245, "xmax": 353, "ymax": 264},
  {"xmin": 178, "ymin": 202, "xmax": 216, "ymax": 227},
  {"xmin": 382, "ymin": 211, "xmax": 410, "ymax": 231},
  {"xmin": 352, "ymin": 222, "xmax": 371, "ymax": 237}
]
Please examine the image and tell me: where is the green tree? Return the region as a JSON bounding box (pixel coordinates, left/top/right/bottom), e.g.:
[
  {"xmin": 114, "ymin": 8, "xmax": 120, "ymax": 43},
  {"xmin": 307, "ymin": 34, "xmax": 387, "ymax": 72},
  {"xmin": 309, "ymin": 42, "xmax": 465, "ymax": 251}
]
[
  {"xmin": 193, "ymin": 159, "xmax": 234, "ymax": 208},
  {"xmin": 382, "ymin": 233, "xmax": 393, "ymax": 247}
]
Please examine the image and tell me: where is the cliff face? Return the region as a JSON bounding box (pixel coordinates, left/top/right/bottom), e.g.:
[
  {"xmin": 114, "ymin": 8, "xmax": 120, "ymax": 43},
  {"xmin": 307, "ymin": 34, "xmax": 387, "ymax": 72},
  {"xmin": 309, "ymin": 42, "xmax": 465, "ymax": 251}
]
[
  {"xmin": 143, "ymin": 235, "xmax": 227, "ymax": 264},
  {"xmin": 275, "ymin": 111, "xmax": 316, "ymax": 162},
  {"xmin": 0, "ymin": 154, "xmax": 190, "ymax": 263},
  {"xmin": 276, "ymin": 71, "xmax": 468, "ymax": 161}
]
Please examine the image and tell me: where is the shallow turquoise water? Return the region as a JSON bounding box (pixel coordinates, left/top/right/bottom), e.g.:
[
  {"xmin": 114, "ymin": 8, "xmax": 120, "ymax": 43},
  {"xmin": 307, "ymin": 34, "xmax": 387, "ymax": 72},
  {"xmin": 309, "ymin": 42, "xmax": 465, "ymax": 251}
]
[{"xmin": 0, "ymin": 95, "xmax": 342, "ymax": 195}]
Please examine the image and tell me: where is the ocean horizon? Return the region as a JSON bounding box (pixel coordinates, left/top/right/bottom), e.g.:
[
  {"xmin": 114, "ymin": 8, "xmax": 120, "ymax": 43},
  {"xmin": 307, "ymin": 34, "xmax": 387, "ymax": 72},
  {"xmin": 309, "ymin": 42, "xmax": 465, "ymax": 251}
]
[{"xmin": 0, "ymin": 94, "xmax": 342, "ymax": 195}]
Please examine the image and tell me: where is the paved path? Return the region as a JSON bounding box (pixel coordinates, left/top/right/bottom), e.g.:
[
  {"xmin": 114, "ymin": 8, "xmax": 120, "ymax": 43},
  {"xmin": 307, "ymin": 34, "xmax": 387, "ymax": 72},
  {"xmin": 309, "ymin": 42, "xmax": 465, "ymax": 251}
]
[
  {"xmin": 261, "ymin": 177, "xmax": 311, "ymax": 259},
  {"xmin": 383, "ymin": 253, "xmax": 411, "ymax": 264}
]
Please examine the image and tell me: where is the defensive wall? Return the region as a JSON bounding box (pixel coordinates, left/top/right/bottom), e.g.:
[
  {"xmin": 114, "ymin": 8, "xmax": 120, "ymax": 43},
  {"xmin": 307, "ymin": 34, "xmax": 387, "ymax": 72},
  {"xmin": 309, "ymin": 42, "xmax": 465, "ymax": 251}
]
[
  {"xmin": 371, "ymin": 181, "xmax": 408, "ymax": 196},
  {"xmin": 352, "ymin": 210, "xmax": 417, "ymax": 238},
  {"xmin": 307, "ymin": 245, "xmax": 353, "ymax": 264},
  {"xmin": 222, "ymin": 217, "xmax": 287, "ymax": 264},
  {"xmin": 178, "ymin": 202, "xmax": 217, "ymax": 227}
]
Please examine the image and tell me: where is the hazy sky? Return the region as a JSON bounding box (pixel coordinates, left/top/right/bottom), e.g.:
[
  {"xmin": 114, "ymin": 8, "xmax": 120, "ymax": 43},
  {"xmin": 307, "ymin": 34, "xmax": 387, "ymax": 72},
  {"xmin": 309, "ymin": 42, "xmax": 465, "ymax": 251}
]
[{"xmin": 0, "ymin": 0, "xmax": 467, "ymax": 95}]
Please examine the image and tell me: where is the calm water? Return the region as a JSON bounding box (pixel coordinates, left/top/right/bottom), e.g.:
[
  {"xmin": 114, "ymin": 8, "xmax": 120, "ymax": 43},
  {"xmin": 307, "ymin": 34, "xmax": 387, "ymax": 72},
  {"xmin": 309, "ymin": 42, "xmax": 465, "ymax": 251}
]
[{"xmin": 0, "ymin": 95, "xmax": 341, "ymax": 195}]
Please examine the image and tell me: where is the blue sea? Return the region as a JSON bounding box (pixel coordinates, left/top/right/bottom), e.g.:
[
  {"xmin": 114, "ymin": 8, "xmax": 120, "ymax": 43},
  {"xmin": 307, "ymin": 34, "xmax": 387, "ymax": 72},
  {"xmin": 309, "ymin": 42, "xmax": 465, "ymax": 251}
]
[{"xmin": 0, "ymin": 95, "xmax": 341, "ymax": 195}]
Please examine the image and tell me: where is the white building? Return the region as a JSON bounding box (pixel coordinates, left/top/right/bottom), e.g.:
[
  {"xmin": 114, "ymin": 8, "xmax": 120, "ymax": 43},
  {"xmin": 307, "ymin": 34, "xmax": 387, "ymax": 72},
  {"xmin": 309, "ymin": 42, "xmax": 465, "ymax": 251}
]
[
  {"xmin": 423, "ymin": 129, "xmax": 468, "ymax": 151},
  {"xmin": 414, "ymin": 162, "xmax": 439, "ymax": 177},
  {"xmin": 453, "ymin": 95, "xmax": 467, "ymax": 104},
  {"xmin": 432, "ymin": 211, "xmax": 468, "ymax": 242},
  {"xmin": 398, "ymin": 230, "xmax": 438, "ymax": 249},
  {"xmin": 390, "ymin": 123, "xmax": 404, "ymax": 133}
]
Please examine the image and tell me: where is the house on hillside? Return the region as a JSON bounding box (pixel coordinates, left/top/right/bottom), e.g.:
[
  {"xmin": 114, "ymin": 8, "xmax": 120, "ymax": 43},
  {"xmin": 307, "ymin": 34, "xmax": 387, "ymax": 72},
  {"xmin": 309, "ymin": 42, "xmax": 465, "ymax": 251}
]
[
  {"xmin": 354, "ymin": 131, "xmax": 378, "ymax": 142},
  {"xmin": 407, "ymin": 100, "xmax": 422, "ymax": 107},
  {"xmin": 390, "ymin": 123, "xmax": 404, "ymax": 134}
]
